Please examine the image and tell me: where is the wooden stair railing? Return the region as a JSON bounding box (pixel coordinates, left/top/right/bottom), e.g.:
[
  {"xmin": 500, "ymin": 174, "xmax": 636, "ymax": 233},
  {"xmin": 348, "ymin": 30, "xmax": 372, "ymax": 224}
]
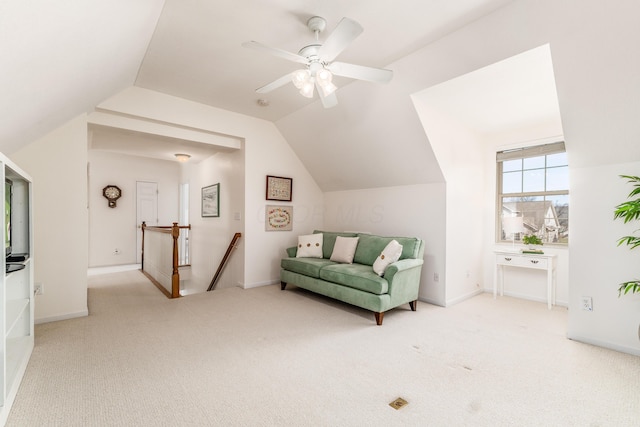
[
  {"xmin": 207, "ymin": 233, "xmax": 242, "ymax": 291},
  {"xmin": 141, "ymin": 222, "xmax": 191, "ymax": 298}
]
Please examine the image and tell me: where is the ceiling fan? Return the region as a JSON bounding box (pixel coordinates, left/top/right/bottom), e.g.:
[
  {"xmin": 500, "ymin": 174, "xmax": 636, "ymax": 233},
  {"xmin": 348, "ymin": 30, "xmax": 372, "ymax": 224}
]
[{"xmin": 242, "ymin": 16, "xmax": 393, "ymax": 108}]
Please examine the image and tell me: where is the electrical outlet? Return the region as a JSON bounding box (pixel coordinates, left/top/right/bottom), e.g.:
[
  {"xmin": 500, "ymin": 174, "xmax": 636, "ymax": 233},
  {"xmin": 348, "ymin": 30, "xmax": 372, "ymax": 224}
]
[
  {"xmin": 34, "ymin": 282, "xmax": 43, "ymax": 295},
  {"xmin": 433, "ymin": 272, "xmax": 439, "ymax": 282},
  {"xmin": 581, "ymin": 296, "xmax": 593, "ymax": 311}
]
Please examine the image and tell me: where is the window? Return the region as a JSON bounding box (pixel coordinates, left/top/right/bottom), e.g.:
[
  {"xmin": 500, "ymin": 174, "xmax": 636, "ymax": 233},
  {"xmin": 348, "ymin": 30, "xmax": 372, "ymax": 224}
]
[{"xmin": 497, "ymin": 141, "xmax": 568, "ymax": 244}]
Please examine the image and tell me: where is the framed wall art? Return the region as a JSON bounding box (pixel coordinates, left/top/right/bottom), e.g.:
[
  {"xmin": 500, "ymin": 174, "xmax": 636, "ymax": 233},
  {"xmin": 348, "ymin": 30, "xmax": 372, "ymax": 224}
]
[
  {"xmin": 202, "ymin": 183, "xmax": 220, "ymax": 217},
  {"xmin": 266, "ymin": 175, "xmax": 292, "ymax": 202},
  {"xmin": 265, "ymin": 205, "xmax": 293, "ymax": 231}
]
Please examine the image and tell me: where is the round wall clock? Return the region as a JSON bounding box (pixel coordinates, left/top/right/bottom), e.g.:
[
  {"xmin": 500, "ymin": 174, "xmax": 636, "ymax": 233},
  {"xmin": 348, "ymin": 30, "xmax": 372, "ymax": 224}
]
[{"xmin": 102, "ymin": 185, "xmax": 121, "ymax": 208}]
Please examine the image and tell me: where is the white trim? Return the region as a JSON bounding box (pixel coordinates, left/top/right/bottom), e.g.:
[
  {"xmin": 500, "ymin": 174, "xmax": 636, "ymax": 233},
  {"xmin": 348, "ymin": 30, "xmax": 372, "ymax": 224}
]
[
  {"xmin": 88, "ymin": 264, "xmax": 141, "ymax": 276},
  {"xmin": 567, "ymin": 334, "xmax": 640, "ymax": 357},
  {"xmin": 35, "ymin": 309, "xmax": 89, "ymax": 324},
  {"xmin": 243, "ymin": 279, "xmax": 279, "ymax": 289},
  {"xmin": 445, "ymin": 288, "xmax": 484, "ymax": 306},
  {"xmin": 496, "ymin": 134, "xmax": 564, "ymax": 152},
  {"xmin": 418, "ymin": 297, "xmax": 445, "ymax": 307}
]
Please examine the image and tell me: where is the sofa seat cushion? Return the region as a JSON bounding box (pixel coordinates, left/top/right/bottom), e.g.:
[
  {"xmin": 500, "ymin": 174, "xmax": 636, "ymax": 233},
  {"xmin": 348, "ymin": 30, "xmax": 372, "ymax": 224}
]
[
  {"xmin": 319, "ymin": 263, "xmax": 389, "ymax": 295},
  {"xmin": 281, "ymin": 257, "xmax": 336, "ymax": 278}
]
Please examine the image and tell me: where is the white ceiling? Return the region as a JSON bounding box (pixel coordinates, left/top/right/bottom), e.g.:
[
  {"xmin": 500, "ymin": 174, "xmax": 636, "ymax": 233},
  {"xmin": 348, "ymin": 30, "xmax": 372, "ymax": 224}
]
[
  {"xmin": 0, "ymin": 0, "xmax": 165, "ymax": 154},
  {"xmin": 4, "ymin": 0, "xmax": 564, "ymax": 190},
  {"xmin": 413, "ymin": 44, "xmax": 562, "ymax": 138},
  {"xmin": 136, "ymin": 0, "xmax": 516, "ymax": 122},
  {"xmin": 89, "ymin": 125, "xmax": 236, "ymax": 164}
]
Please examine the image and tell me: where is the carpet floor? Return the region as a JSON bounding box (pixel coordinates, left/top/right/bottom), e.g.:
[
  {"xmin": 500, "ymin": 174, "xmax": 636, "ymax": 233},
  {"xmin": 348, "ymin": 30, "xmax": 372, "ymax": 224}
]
[{"xmin": 6, "ymin": 269, "xmax": 640, "ymax": 426}]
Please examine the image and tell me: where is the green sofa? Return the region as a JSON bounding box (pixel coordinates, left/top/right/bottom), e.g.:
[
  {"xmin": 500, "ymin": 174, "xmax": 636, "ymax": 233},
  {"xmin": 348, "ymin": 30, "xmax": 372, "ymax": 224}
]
[{"xmin": 280, "ymin": 231, "xmax": 425, "ymax": 325}]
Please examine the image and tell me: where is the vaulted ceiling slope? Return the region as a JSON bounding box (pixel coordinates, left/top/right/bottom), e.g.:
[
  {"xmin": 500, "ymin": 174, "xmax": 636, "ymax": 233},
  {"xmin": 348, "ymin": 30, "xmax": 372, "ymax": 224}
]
[
  {"xmin": 1, "ymin": 0, "xmax": 516, "ymax": 190},
  {"xmin": 0, "ymin": 0, "xmax": 165, "ymax": 154}
]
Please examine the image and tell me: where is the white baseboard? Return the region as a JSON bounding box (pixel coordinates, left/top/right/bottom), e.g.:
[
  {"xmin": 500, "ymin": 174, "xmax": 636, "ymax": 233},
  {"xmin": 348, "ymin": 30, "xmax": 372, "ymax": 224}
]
[
  {"xmin": 445, "ymin": 288, "xmax": 484, "ymax": 307},
  {"xmin": 243, "ymin": 279, "xmax": 279, "ymax": 289},
  {"xmin": 35, "ymin": 309, "xmax": 89, "ymax": 325},
  {"xmin": 498, "ymin": 290, "xmax": 568, "ymax": 308},
  {"xmin": 88, "ymin": 264, "xmax": 140, "ymax": 276},
  {"xmin": 567, "ymin": 333, "xmax": 640, "ymax": 357},
  {"xmin": 418, "ymin": 297, "xmax": 445, "ymax": 307}
]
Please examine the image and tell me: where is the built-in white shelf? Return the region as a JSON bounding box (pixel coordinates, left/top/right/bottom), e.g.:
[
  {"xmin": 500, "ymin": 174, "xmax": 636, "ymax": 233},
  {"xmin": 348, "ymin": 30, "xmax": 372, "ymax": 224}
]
[{"xmin": 0, "ymin": 154, "xmax": 34, "ymax": 426}]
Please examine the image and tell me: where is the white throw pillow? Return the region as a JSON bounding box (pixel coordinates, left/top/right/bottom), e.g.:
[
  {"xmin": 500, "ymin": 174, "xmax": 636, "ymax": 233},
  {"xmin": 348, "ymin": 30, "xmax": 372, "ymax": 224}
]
[
  {"xmin": 296, "ymin": 233, "xmax": 323, "ymax": 258},
  {"xmin": 330, "ymin": 236, "xmax": 359, "ymax": 264},
  {"xmin": 373, "ymin": 240, "xmax": 403, "ymax": 276}
]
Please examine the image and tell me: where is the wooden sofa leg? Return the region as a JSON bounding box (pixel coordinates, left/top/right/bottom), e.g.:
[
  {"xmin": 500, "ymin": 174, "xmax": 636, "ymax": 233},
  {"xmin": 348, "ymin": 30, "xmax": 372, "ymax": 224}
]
[
  {"xmin": 281, "ymin": 281, "xmax": 287, "ymax": 290},
  {"xmin": 409, "ymin": 300, "xmax": 417, "ymax": 311},
  {"xmin": 374, "ymin": 312, "xmax": 384, "ymax": 325}
]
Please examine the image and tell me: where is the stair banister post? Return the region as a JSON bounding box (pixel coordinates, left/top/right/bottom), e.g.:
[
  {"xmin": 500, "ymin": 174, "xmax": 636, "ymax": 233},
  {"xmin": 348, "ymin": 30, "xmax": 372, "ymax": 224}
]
[
  {"xmin": 171, "ymin": 222, "xmax": 180, "ymax": 298},
  {"xmin": 141, "ymin": 221, "xmax": 146, "ymax": 270}
]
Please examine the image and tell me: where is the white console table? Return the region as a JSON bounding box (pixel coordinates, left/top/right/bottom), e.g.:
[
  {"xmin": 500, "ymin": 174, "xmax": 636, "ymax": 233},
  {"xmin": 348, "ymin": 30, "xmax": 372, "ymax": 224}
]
[{"xmin": 494, "ymin": 251, "xmax": 557, "ymax": 309}]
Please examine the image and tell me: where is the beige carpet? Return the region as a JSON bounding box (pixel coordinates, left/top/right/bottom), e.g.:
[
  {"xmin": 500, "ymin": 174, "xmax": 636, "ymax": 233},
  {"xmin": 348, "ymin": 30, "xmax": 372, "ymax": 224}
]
[{"xmin": 6, "ymin": 269, "xmax": 640, "ymax": 426}]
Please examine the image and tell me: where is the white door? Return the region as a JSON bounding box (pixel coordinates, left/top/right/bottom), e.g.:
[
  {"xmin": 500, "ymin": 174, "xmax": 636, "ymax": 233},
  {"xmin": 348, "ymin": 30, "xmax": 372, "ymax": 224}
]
[{"xmin": 136, "ymin": 181, "xmax": 158, "ymax": 264}]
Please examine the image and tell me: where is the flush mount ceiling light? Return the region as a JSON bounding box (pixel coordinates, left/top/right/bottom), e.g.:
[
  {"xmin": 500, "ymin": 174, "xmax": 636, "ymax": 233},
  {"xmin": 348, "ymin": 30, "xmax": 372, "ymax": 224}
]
[
  {"xmin": 174, "ymin": 153, "xmax": 191, "ymax": 163},
  {"xmin": 243, "ymin": 16, "xmax": 393, "ymax": 108}
]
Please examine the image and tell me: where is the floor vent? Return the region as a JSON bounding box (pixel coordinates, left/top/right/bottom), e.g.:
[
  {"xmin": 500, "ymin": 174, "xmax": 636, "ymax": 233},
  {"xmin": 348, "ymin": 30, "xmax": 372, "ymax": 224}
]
[{"xmin": 389, "ymin": 397, "xmax": 408, "ymax": 410}]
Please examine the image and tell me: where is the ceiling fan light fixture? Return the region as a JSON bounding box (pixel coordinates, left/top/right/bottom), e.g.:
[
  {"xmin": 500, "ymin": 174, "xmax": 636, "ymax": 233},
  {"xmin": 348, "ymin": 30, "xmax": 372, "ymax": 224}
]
[
  {"xmin": 316, "ymin": 68, "xmax": 332, "ymax": 84},
  {"xmin": 300, "ymin": 78, "xmax": 315, "ymax": 98},
  {"xmin": 244, "ymin": 16, "xmax": 392, "ymax": 108},
  {"xmin": 319, "ymin": 81, "xmax": 337, "ymax": 97},
  {"xmin": 292, "ymin": 69, "xmax": 310, "ymax": 89}
]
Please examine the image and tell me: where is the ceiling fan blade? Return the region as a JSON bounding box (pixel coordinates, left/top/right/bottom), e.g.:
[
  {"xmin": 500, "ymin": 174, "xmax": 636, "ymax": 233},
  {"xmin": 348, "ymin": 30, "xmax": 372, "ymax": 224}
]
[
  {"xmin": 315, "ymin": 82, "xmax": 338, "ymax": 109},
  {"xmin": 256, "ymin": 73, "xmax": 292, "ymax": 93},
  {"xmin": 329, "ymin": 62, "xmax": 393, "ymax": 84},
  {"xmin": 242, "ymin": 41, "xmax": 308, "ymax": 65},
  {"xmin": 319, "ymin": 18, "xmax": 363, "ymax": 62}
]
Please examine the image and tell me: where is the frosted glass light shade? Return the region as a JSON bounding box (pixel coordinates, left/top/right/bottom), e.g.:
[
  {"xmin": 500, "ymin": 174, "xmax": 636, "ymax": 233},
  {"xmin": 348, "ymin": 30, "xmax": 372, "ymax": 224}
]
[
  {"xmin": 299, "ymin": 79, "xmax": 315, "ymax": 98},
  {"xmin": 292, "ymin": 69, "xmax": 310, "ymax": 89}
]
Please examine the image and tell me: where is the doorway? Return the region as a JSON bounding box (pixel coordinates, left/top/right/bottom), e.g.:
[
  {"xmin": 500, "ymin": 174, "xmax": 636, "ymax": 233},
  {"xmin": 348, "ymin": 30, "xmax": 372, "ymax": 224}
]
[{"xmin": 178, "ymin": 182, "xmax": 190, "ymax": 265}]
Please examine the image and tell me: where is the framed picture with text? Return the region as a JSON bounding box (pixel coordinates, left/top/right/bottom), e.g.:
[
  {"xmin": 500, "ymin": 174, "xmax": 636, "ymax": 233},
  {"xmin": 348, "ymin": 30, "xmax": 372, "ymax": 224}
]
[
  {"xmin": 265, "ymin": 205, "xmax": 293, "ymax": 231},
  {"xmin": 202, "ymin": 183, "xmax": 220, "ymax": 217},
  {"xmin": 266, "ymin": 175, "xmax": 292, "ymax": 202}
]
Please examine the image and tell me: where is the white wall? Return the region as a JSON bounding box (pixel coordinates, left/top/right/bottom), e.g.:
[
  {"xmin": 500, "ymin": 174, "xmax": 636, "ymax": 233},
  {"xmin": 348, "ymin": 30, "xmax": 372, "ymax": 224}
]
[
  {"xmin": 180, "ymin": 147, "xmax": 245, "ymax": 294},
  {"xmin": 5, "ymin": 86, "xmax": 322, "ymax": 321},
  {"xmin": 11, "ymin": 115, "xmax": 89, "ymax": 323},
  {"xmin": 98, "ymin": 87, "xmax": 324, "ymax": 289},
  {"xmin": 381, "ymin": 0, "xmax": 640, "ymax": 354},
  {"xmin": 569, "ymin": 163, "xmax": 640, "ymax": 354},
  {"xmin": 88, "ymin": 151, "xmax": 180, "ymax": 267},
  {"xmin": 411, "ymin": 103, "xmax": 486, "ymax": 305},
  {"xmin": 323, "ymin": 184, "xmax": 446, "ymax": 305},
  {"xmin": 412, "ymin": 44, "xmax": 569, "ymax": 306}
]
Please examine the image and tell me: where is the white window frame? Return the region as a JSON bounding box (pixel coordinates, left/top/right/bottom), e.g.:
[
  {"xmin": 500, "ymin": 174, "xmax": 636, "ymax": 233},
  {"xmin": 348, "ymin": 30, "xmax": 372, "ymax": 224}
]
[{"xmin": 496, "ymin": 141, "xmax": 568, "ymax": 245}]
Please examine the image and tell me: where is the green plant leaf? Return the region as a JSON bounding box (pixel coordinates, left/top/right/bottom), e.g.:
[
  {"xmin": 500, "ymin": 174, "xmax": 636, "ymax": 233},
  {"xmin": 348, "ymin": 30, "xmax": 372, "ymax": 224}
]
[
  {"xmin": 614, "ymin": 176, "xmax": 640, "ymax": 297},
  {"xmin": 618, "ymin": 281, "xmax": 640, "ymax": 297},
  {"xmin": 613, "ymin": 201, "xmax": 640, "ymax": 223},
  {"xmin": 616, "ymin": 235, "xmax": 640, "ymax": 249},
  {"xmin": 620, "ymin": 175, "xmax": 640, "ymax": 197}
]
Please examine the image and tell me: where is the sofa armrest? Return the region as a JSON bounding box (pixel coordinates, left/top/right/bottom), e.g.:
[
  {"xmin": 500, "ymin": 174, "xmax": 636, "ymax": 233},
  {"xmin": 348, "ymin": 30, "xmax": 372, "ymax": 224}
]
[
  {"xmin": 385, "ymin": 258, "xmax": 424, "ymax": 278},
  {"xmin": 384, "ymin": 258, "xmax": 424, "ymax": 302},
  {"xmin": 286, "ymin": 246, "xmax": 297, "ymax": 258}
]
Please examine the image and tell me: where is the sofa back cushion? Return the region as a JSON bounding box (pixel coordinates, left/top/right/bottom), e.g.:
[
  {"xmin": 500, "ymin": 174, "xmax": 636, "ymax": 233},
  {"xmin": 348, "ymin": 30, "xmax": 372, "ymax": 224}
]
[
  {"xmin": 353, "ymin": 234, "xmax": 422, "ymax": 266},
  {"xmin": 313, "ymin": 230, "xmax": 358, "ymax": 259}
]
